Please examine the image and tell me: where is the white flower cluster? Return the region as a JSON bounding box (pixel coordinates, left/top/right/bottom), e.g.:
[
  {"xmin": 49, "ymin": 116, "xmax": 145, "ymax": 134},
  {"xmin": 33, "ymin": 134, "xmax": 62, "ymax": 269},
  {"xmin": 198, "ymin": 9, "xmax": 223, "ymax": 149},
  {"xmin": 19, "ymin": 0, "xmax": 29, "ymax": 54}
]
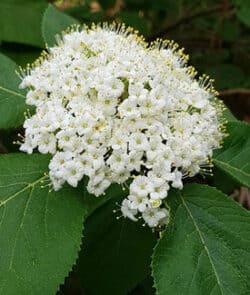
[{"xmin": 19, "ymin": 24, "xmax": 224, "ymax": 227}]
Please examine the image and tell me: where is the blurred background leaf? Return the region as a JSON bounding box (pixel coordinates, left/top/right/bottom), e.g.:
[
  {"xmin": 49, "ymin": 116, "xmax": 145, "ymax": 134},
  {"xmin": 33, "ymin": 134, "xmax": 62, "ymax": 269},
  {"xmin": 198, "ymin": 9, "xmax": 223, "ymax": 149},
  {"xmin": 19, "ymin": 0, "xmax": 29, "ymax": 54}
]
[
  {"xmin": 42, "ymin": 4, "xmax": 80, "ymax": 46},
  {"xmin": 1, "ymin": 0, "xmax": 250, "ymax": 293},
  {"xmin": 0, "ymin": 0, "xmax": 47, "ymax": 47},
  {"xmin": 233, "ymin": 0, "xmax": 250, "ymax": 27}
]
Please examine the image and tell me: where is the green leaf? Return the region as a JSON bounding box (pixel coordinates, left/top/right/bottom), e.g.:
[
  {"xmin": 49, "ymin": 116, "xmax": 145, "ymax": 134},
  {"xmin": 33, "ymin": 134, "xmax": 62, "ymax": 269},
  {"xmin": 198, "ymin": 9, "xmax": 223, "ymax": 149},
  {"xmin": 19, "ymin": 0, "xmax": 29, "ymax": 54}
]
[
  {"xmin": 1, "ymin": 42, "xmax": 40, "ymax": 67},
  {"xmin": 98, "ymin": 0, "xmax": 116, "ymax": 9},
  {"xmin": 207, "ymin": 64, "xmax": 245, "ymax": 89},
  {"xmin": 118, "ymin": 11, "xmax": 149, "ymax": 36},
  {"xmin": 222, "ymin": 106, "xmax": 237, "ymax": 122},
  {"xmin": 124, "ymin": 0, "xmax": 177, "ymax": 12},
  {"xmin": 0, "ymin": 0, "xmax": 47, "ymax": 47},
  {"xmin": 213, "ymin": 121, "xmax": 250, "ymax": 189},
  {"xmin": 129, "ymin": 276, "xmax": 155, "ymax": 295},
  {"xmin": 42, "ymin": 4, "xmax": 80, "ymax": 47},
  {"xmin": 212, "ymin": 167, "xmax": 238, "ymax": 195},
  {"xmin": 0, "ymin": 53, "xmax": 27, "ymax": 129},
  {"xmin": 221, "ymin": 20, "xmax": 241, "ymax": 42},
  {"xmin": 0, "ymin": 153, "xmax": 86, "ymax": 295},
  {"xmin": 77, "ymin": 199, "xmax": 156, "ymax": 295},
  {"xmin": 78, "ymin": 181, "xmax": 128, "ymax": 218},
  {"xmin": 66, "ymin": 6, "xmax": 105, "ymax": 23},
  {"xmin": 233, "ymin": 0, "xmax": 250, "ymax": 27},
  {"xmin": 152, "ymin": 184, "xmax": 250, "ymax": 295},
  {"xmin": 212, "ymin": 109, "xmax": 240, "ymax": 194}
]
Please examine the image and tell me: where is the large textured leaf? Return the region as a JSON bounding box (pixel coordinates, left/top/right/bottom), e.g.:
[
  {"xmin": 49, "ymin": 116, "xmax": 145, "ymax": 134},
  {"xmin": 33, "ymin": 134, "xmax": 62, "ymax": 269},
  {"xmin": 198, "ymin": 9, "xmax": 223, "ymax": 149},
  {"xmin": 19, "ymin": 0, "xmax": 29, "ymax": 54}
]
[
  {"xmin": 0, "ymin": 153, "xmax": 86, "ymax": 295},
  {"xmin": 42, "ymin": 4, "xmax": 79, "ymax": 47},
  {"xmin": 213, "ymin": 121, "xmax": 250, "ymax": 188},
  {"xmin": 152, "ymin": 184, "xmax": 250, "ymax": 295},
  {"xmin": 0, "ymin": 53, "xmax": 27, "ymax": 129},
  {"xmin": 0, "ymin": 0, "xmax": 47, "ymax": 47},
  {"xmin": 77, "ymin": 199, "xmax": 156, "ymax": 295}
]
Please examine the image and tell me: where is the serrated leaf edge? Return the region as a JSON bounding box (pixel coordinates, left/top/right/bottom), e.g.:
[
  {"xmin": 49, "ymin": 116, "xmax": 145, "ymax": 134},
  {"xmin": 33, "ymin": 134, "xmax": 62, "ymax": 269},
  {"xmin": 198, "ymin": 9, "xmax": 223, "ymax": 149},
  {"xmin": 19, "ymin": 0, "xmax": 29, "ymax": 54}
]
[{"xmin": 150, "ymin": 183, "xmax": 249, "ymax": 295}]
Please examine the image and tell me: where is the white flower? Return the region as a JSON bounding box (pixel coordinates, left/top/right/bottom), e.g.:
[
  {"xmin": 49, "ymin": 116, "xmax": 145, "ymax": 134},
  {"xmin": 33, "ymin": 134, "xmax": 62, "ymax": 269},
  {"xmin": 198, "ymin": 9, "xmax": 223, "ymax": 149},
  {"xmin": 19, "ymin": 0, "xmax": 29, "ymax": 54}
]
[
  {"xmin": 49, "ymin": 151, "xmax": 72, "ymax": 170},
  {"xmin": 20, "ymin": 134, "xmax": 37, "ymax": 154},
  {"xmin": 172, "ymin": 170, "xmax": 183, "ymax": 189},
  {"xmin": 78, "ymin": 153, "xmax": 94, "ymax": 175},
  {"xmin": 19, "ymin": 24, "xmax": 225, "ymax": 227},
  {"xmin": 118, "ymin": 98, "xmax": 140, "ymax": 118},
  {"xmin": 49, "ymin": 172, "xmax": 65, "ymax": 191},
  {"xmin": 128, "ymin": 194, "xmax": 149, "ymax": 212},
  {"xmin": 110, "ymin": 129, "xmax": 129, "ymax": 150},
  {"xmin": 64, "ymin": 160, "xmax": 84, "ymax": 187},
  {"xmin": 129, "ymin": 133, "xmax": 149, "ymax": 151},
  {"xmin": 87, "ymin": 178, "xmax": 110, "ymax": 196},
  {"xmin": 130, "ymin": 176, "xmax": 153, "ymax": 197},
  {"xmin": 37, "ymin": 133, "xmax": 56, "ymax": 154},
  {"xmin": 150, "ymin": 181, "xmax": 170, "ymax": 200},
  {"xmin": 142, "ymin": 208, "xmax": 169, "ymax": 228},
  {"xmin": 76, "ymin": 113, "xmax": 96, "ymax": 136},
  {"xmin": 107, "ymin": 150, "xmax": 128, "ymax": 172},
  {"xmin": 111, "ymin": 169, "xmax": 130, "ymax": 184},
  {"xmin": 121, "ymin": 199, "xmax": 138, "ymax": 222},
  {"xmin": 127, "ymin": 150, "xmax": 143, "ymax": 172},
  {"xmin": 149, "ymin": 198, "xmax": 162, "ymax": 208},
  {"xmin": 56, "ymin": 129, "xmax": 78, "ymax": 151}
]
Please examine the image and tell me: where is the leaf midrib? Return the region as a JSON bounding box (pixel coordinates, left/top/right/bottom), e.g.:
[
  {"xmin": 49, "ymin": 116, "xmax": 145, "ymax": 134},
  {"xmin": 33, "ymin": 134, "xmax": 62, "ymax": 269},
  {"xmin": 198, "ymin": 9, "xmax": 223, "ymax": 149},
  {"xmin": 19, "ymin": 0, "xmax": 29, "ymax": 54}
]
[
  {"xmin": 0, "ymin": 85, "xmax": 25, "ymax": 99},
  {"xmin": 0, "ymin": 175, "xmax": 47, "ymax": 208},
  {"xmin": 179, "ymin": 192, "xmax": 224, "ymax": 295},
  {"xmin": 214, "ymin": 159, "xmax": 250, "ymax": 178}
]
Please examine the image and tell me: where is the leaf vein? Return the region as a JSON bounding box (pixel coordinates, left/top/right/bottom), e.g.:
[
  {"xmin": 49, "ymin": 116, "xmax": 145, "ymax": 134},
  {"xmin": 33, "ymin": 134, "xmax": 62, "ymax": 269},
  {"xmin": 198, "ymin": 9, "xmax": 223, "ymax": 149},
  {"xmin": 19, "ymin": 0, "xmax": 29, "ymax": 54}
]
[
  {"xmin": 8, "ymin": 186, "xmax": 34, "ymax": 270},
  {"xmin": 179, "ymin": 192, "xmax": 224, "ymax": 295},
  {"xmin": 214, "ymin": 159, "xmax": 250, "ymax": 178},
  {"xmin": 0, "ymin": 175, "xmax": 46, "ymax": 208},
  {"xmin": 0, "ymin": 86, "xmax": 25, "ymax": 99}
]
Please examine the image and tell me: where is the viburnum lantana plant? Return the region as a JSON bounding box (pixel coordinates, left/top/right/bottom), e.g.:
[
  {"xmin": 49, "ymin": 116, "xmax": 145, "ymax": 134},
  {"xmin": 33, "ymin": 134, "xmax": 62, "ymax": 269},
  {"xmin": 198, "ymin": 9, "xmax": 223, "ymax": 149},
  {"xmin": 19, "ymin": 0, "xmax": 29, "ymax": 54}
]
[
  {"xmin": 19, "ymin": 23, "xmax": 225, "ymax": 228},
  {"xmin": 0, "ymin": 5, "xmax": 250, "ymax": 295}
]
